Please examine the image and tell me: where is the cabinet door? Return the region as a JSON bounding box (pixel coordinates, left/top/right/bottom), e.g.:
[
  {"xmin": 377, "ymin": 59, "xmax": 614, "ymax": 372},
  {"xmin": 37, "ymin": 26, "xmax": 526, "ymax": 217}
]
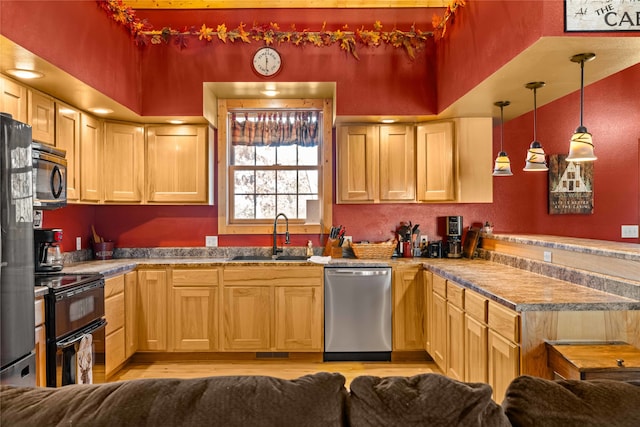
[
  {"xmin": 488, "ymin": 329, "xmax": 520, "ymax": 402},
  {"xmin": 172, "ymin": 287, "xmax": 218, "ymax": 351},
  {"xmin": 275, "ymin": 286, "xmax": 322, "ymax": 351},
  {"xmin": 430, "ymin": 292, "xmax": 447, "ymax": 370},
  {"xmin": 454, "ymin": 118, "xmax": 493, "ymax": 203},
  {"xmin": 28, "ymin": 90, "xmax": 55, "ymax": 145},
  {"xmin": 124, "ymin": 271, "xmax": 138, "ymax": 358},
  {"xmin": 56, "ymin": 103, "xmax": 80, "ymax": 201},
  {"xmin": 337, "ymin": 125, "xmax": 378, "ymax": 203},
  {"xmin": 222, "ymin": 287, "xmax": 271, "ymax": 351},
  {"xmin": 379, "ymin": 125, "xmax": 415, "ymax": 201},
  {"xmin": 416, "ymin": 121, "xmax": 455, "ymax": 201},
  {"xmin": 104, "ymin": 122, "xmax": 144, "ymax": 202},
  {"xmin": 465, "ymin": 314, "xmax": 488, "ymax": 383},
  {"xmin": 137, "ymin": 269, "xmax": 168, "ymax": 351},
  {"xmin": 0, "ymin": 76, "xmax": 27, "ymax": 123},
  {"xmin": 105, "ymin": 328, "xmax": 126, "ymax": 376},
  {"xmin": 79, "ymin": 114, "xmax": 103, "ymax": 202},
  {"xmin": 393, "ymin": 266, "xmax": 423, "ymax": 351},
  {"xmin": 146, "ymin": 125, "xmax": 208, "ymax": 203},
  {"xmin": 34, "ymin": 325, "xmax": 46, "ymax": 387},
  {"xmin": 423, "ymin": 270, "xmax": 433, "ymax": 353},
  {"xmin": 446, "ymin": 302, "xmax": 465, "ymax": 381}
]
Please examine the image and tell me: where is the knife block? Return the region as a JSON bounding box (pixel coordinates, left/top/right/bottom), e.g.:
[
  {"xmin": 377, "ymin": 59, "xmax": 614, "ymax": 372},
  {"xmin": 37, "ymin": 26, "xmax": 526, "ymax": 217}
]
[{"xmin": 322, "ymin": 237, "xmax": 342, "ymax": 258}]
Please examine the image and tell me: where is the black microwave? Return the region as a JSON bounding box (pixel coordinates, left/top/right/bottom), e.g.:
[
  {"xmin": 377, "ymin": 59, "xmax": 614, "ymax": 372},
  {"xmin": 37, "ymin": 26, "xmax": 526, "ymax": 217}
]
[{"xmin": 32, "ymin": 142, "xmax": 67, "ymax": 210}]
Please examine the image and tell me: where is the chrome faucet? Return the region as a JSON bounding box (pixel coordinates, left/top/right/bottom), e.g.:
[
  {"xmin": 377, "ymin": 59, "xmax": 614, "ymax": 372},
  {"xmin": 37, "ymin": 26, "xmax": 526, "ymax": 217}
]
[{"xmin": 272, "ymin": 213, "xmax": 290, "ymax": 257}]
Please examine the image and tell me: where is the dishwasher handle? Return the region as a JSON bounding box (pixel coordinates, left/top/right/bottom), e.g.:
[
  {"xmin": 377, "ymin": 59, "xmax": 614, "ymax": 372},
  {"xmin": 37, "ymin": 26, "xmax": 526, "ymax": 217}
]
[{"xmin": 325, "ymin": 269, "xmax": 390, "ymax": 277}]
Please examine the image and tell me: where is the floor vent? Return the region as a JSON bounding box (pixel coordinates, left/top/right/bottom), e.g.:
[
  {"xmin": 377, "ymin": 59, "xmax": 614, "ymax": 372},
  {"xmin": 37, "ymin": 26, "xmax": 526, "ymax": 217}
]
[{"xmin": 256, "ymin": 352, "xmax": 289, "ymax": 359}]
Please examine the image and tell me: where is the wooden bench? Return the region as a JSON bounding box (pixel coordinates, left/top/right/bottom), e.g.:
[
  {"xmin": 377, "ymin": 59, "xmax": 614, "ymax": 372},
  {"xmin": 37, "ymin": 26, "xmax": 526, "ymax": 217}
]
[{"xmin": 546, "ymin": 341, "xmax": 640, "ymax": 381}]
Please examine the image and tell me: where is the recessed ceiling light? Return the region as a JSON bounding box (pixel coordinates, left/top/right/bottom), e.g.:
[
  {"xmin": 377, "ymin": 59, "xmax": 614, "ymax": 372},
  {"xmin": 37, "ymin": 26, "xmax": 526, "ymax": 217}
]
[
  {"xmin": 88, "ymin": 108, "xmax": 113, "ymax": 115},
  {"xmin": 261, "ymin": 90, "xmax": 279, "ymax": 97},
  {"xmin": 167, "ymin": 119, "xmax": 185, "ymax": 124},
  {"xmin": 5, "ymin": 68, "xmax": 44, "ymax": 79},
  {"xmin": 381, "ymin": 119, "xmax": 395, "ymax": 124}
]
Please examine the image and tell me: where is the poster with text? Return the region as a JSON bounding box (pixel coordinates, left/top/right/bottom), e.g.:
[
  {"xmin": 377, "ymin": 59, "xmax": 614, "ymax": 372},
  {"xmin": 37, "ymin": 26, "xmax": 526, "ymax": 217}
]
[
  {"xmin": 565, "ymin": 0, "xmax": 640, "ymax": 32},
  {"xmin": 549, "ymin": 154, "xmax": 594, "ymax": 215}
]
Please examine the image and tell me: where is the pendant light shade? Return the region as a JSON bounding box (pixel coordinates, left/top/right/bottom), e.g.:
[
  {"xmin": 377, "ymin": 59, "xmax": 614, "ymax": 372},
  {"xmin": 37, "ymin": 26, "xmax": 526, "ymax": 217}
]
[
  {"xmin": 493, "ymin": 101, "xmax": 513, "ymax": 176},
  {"xmin": 523, "ymin": 82, "xmax": 548, "ymax": 171},
  {"xmin": 567, "ymin": 53, "xmax": 597, "ymax": 162}
]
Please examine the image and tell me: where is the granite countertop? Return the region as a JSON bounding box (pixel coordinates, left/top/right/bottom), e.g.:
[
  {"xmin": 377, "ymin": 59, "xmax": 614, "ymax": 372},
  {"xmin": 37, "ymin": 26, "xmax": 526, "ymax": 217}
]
[{"xmin": 56, "ymin": 254, "xmax": 639, "ymax": 313}]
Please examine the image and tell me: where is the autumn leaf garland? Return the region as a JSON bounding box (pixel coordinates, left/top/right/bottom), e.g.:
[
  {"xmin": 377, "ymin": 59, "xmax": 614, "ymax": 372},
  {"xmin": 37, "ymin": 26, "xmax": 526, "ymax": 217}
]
[{"xmin": 98, "ymin": 0, "xmax": 466, "ymax": 59}]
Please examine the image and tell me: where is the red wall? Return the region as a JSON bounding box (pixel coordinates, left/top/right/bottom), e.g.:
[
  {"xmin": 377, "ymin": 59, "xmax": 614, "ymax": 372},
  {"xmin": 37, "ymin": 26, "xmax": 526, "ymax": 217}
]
[{"xmin": 5, "ymin": 1, "xmax": 639, "ymax": 250}]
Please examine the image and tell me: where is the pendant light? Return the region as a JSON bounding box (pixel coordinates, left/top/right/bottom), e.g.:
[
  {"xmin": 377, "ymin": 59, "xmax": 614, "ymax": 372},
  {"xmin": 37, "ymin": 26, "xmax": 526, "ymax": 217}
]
[
  {"xmin": 567, "ymin": 52, "xmax": 597, "ymax": 162},
  {"xmin": 492, "ymin": 101, "xmax": 513, "ymax": 176},
  {"xmin": 523, "ymin": 81, "xmax": 548, "ymax": 171}
]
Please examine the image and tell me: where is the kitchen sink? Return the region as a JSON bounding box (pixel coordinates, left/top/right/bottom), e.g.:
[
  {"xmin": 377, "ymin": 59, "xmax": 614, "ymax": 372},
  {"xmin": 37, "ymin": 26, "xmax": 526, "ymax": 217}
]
[{"xmin": 228, "ymin": 255, "xmax": 308, "ymax": 261}]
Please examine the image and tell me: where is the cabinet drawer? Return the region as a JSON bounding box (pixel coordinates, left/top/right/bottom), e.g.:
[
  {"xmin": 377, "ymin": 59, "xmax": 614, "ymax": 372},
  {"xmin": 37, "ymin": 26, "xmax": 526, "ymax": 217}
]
[
  {"xmin": 105, "ymin": 275, "xmax": 125, "ymax": 298},
  {"xmin": 432, "ymin": 274, "xmax": 447, "ymax": 298},
  {"xmin": 34, "ymin": 297, "xmax": 45, "ymax": 327},
  {"xmin": 105, "ymin": 293, "xmax": 125, "ymax": 335},
  {"xmin": 172, "ymin": 269, "xmax": 219, "ymax": 286},
  {"xmin": 488, "ymin": 301, "xmax": 520, "ymax": 343},
  {"xmin": 447, "ymin": 282, "xmax": 464, "ymax": 309},
  {"xmin": 465, "ymin": 290, "xmax": 488, "ymax": 323},
  {"xmin": 105, "ymin": 327, "xmax": 126, "ymax": 376}
]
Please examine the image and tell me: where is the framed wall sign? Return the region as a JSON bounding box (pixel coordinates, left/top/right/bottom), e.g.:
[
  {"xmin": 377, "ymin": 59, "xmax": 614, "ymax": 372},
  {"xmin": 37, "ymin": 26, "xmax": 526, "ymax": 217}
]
[
  {"xmin": 565, "ymin": 0, "xmax": 640, "ymax": 32},
  {"xmin": 548, "ymin": 154, "xmax": 594, "ymax": 215}
]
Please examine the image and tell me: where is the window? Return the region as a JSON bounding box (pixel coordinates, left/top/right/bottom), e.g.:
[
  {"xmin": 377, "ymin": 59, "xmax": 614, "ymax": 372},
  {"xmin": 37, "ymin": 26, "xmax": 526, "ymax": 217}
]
[{"xmin": 218, "ymin": 99, "xmax": 333, "ymax": 236}]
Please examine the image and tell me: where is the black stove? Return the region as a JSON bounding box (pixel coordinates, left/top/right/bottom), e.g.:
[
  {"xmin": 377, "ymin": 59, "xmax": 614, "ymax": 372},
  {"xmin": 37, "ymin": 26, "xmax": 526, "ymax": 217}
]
[{"xmin": 35, "ymin": 273, "xmax": 104, "ymax": 293}]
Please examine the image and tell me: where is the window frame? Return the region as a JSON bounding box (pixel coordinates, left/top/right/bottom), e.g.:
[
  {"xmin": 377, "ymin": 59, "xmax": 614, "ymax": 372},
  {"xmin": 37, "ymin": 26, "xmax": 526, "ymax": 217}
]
[{"xmin": 217, "ymin": 98, "xmax": 333, "ymax": 236}]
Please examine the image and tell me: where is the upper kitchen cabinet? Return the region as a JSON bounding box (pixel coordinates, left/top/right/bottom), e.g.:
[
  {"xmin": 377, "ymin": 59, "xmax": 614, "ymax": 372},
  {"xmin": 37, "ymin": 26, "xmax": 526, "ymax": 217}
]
[
  {"xmin": 0, "ymin": 75, "xmax": 27, "ymax": 123},
  {"xmin": 27, "ymin": 90, "xmax": 55, "ymax": 145},
  {"xmin": 453, "ymin": 118, "xmax": 493, "ymax": 203},
  {"xmin": 337, "ymin": 124, "xmax": 415, "ymax": 203},
  {"xmin": 79, "ymin": 113, "xmax": 103, "ymax": 203},
  {"xmin": 416, "ymin": 121, "xmax": 455, "ymax": 202},
  {"xmin": 103, "ymin": 122, "xmax": 144, "ymax": 203},
  {"xmin": 146, "ymin": 125, "xmax": 209, "ymax": 204},
  {"xmin": 55, "ymin": 103, "xmax": 80, "ymax": 201}
]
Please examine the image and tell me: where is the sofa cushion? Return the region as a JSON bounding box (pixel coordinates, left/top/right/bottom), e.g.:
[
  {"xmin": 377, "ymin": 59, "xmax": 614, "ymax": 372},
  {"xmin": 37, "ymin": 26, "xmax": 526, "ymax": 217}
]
[
  {"xmin": 502, "ymin": 375, "xmax": 640, "ymax": 427},
  {"xmin": 347, "ymin": 373, "xmax": 510, "ymax": 427},
  {"xmin": 0, "ymin": 372, "xmax": 347, "ymax": 427}
]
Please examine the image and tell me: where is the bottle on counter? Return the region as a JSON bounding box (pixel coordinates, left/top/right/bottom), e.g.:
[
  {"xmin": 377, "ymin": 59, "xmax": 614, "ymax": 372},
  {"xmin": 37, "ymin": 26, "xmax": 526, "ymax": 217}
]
[{"xmin": 306, "ymin": 240, "xmax": 314, "ymax": 257}]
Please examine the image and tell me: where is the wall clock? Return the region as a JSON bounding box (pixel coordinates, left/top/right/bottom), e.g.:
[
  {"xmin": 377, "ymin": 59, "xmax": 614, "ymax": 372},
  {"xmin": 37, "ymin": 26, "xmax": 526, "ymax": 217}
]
[{"xmin": 252, "ymin": 47, "xmax": 282, "ymax": 77}]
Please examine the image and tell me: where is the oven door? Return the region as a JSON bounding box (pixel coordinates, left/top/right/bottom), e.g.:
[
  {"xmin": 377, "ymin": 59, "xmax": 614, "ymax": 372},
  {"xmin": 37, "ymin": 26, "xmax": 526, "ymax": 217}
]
[{"xmin": 55, "ymin": 318, "xmax": 106, "ymax": 387}]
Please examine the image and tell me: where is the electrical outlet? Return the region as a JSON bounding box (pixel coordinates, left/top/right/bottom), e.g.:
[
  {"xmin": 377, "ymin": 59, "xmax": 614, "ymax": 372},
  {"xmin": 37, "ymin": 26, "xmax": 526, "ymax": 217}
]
[
  {"xmin": 76, "ymin": 237, "xmax": 82, "ymax": 251},
  {"xmin": 621, "ymin": 225, "xmax": 639, "ymax": 238},
  {"xmin": 543, "ymin": 251, "xmax": 552, "ymax": 263},
  {"xmin": 205, "ymin": 236, "xmax": 218, "ymax": 247}
]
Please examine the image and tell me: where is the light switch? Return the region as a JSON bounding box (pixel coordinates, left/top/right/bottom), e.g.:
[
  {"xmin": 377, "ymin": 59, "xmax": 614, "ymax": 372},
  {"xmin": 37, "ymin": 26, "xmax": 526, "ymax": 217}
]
[{"xmin": 205, "ymin": 236, "xmax": 218, "ymax": 247}]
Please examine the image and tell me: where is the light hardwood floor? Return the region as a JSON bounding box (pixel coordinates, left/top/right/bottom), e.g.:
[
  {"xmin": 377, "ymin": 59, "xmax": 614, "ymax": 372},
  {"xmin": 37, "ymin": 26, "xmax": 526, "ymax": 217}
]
[{"xmin": 111, "ymin": 357, "xmax": 442, "ymax": 388}]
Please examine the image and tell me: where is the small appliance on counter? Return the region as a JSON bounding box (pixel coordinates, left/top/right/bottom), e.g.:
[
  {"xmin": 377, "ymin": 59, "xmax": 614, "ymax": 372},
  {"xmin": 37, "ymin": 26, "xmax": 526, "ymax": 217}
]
[
  {"xmin": 446, "ymin": 216, "xmax": 463, "ymax": 258},
  {"xmin": 34, "ymin": 228, "xmax": 64, "ymax": 273},
  {"xmin": 426, "ymin": 241, "xmax": 443, "ymax": 258}
]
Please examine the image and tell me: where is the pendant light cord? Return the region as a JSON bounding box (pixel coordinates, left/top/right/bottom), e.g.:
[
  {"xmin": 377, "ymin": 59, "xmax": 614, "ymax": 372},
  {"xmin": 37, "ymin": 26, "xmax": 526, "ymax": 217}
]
[
  {"xmin": 579, "ymin": 59, "xmax": 585, "ymax": 128},
  {"xmin": 500, "ymin": 104, "xmax": 504, "ymax": 152},
  {"xmin": 533, "ymin": 87, "xmax": 538, "ymax": 142}
]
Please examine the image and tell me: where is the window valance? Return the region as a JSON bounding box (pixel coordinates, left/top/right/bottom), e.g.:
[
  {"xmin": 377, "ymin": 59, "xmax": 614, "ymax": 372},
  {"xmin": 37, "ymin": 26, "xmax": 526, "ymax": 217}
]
[{"xmin": 231, "ymin": 111, "xmax": 320, "ymax": 147}]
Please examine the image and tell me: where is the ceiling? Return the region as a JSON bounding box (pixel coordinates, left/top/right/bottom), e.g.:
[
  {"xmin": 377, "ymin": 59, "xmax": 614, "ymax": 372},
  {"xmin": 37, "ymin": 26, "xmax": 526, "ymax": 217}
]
[
  {"xmin": 2, "ymin": 33, "xmax": 639, "ymax": 125},
  {"xmin": 126, "ymin": 0, "xmax": 447, "ymax": 9}
]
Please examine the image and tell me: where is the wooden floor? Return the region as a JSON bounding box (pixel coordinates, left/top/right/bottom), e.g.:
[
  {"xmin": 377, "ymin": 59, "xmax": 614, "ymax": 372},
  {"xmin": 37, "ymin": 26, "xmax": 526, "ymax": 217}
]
[{"xmin": 111, "ymin": 357, "xmax": 442, "ymax": 388}]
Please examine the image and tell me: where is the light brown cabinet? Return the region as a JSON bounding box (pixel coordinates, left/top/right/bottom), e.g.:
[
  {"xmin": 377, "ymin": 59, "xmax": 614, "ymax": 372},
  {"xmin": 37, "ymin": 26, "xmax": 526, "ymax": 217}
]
[
  {"xmin": 487, "ymin": 300, "xmax": 520, "ymax": 402},
  {"xmin": 146, "ymin": 125, "xmax": 209, "ymax": 204},
  {"xmin": 0, "ymin": 75, "xmax": 27, "ymax": 122},
  {"xmin": 124, "ymin": 271, "xmax": 138, "ymax": 358},
  {"xmin": 416, "ymin": 121, "xmax": 455, "ymax": 201},
  {"xmin": 79, "ymin": 113, "xmax": 103, "ymax": 202},
  {"xmin": 464, "ymin": 290, "xmax": 489, "ymax": 383},
  {"xmin": 337, "ymin": 124, "xmax": 415, "ymax": 203},
  {"xmin": 104, "ymin": 122, "xmax": 145, "ymax": 203},
  {"xmin": 137, "ymin": 269, "xmax": 168, "ymax": 351},
  {"xmin": 393, "ymin": 265, "xmax": 423, "ymax": 351},
  {"xmin": 105, "ymin": 274, "xmax": 126, "ymax": 377},
  {"xmin": 55, "ymin": 103, "xmax": 80, "ymax": 201},
  {"xmin": 429, "ymin": 274, "xmax": 448, "ymax": 370},
  {"xmin": 171, "ymin": 268, "xmax": 219, "ymax": 351},
  {"xmin": 28, "ymin": 90, "xmax": 55, "ymax": 145},
  {"xmin": 446, "ymin": 282, "xmax": 465, "ymax": 381},
  {"xmin": 221, "ymin": 266, "xmax": 323, "ymax": 352},
  {"xmin": 34, "ymin": 296, "xmax": 46, "ymax": 387}
]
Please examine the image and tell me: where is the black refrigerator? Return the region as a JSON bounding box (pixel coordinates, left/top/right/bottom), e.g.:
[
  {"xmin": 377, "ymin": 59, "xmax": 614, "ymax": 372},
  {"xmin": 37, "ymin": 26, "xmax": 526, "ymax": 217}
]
[{"xmin": 0, "ymin": 112, "xmax": 36, "ymax": 386}]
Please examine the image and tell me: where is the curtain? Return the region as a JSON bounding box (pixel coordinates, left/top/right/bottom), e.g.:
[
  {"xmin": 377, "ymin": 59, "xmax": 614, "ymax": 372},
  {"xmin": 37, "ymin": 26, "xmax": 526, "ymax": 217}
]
[{"xmin": 231, "ymin": 111, "xmax": 319, "ymax": 147}]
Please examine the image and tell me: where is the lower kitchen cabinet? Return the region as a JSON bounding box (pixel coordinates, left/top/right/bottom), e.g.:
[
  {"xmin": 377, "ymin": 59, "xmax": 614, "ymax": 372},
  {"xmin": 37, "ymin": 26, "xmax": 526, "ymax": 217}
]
[
  {"xmin": 488, "ymin": 329, "xmax": 519, "ymax": 402},
  {"xmin": 221, "ymin": 266, "xmax": 323, "ymax": 352},
  {"xmin": 464, "ymin": 289, "xmax": 489, "ymax": 383},
  {"xmin": 171, "ymin": 268, "xmax": 219, "ymax": 351},
  {"xmin": 34, "ymin": 296, "xmax": 46, "ymax": 387},
  {"xmin": 423, "ymin": 270, "xmax": 433, "ymax": 354},
  {"xmin": 105, "ymin": 274, "xmax": 126, "ymax": 376},
  {"xmin": 393, "ymin": 265, "xmax": 424, "ymax": 351},
  {"xmin": 446, "ymin": 282, "xmax": 465, "ymax": 381},
  {"xmin": 137, "ymin": 269, "xmax": 168, "ymax": 351},
  {"xmin": 124, "ymin": 271, "xmax": 138, "ymax": 358}
]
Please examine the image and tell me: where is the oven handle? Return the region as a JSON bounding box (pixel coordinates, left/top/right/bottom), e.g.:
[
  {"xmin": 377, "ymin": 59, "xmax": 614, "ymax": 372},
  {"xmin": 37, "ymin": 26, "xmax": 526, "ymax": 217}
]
[{"xmin": 56, "ymin": 318, "xmax": 107, "ymax": 349}]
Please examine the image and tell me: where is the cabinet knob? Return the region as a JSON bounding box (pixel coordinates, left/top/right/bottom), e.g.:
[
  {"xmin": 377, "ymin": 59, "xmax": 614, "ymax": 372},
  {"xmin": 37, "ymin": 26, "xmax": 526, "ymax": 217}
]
[{"xmin": 616, "ymin": 359, "xmax": 625, "ymax": 367}]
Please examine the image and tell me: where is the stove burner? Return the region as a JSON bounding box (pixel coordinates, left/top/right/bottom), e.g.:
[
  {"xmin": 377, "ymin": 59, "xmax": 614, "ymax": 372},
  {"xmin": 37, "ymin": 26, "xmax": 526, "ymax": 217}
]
[{"xmin": 35, "ymin": 273, "xmax": 104, "ymax": 292}]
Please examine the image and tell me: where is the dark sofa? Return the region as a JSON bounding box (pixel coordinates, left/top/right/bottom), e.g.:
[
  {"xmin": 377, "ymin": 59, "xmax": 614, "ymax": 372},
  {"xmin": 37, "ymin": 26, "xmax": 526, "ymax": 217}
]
[{"xmin": 2, "ymin": 373, "xmax": 639, "ymax": 427}]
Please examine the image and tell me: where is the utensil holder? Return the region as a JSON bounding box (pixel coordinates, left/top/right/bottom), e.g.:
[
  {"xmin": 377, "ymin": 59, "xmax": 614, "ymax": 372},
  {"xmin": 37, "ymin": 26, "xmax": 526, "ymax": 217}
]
[
  {"xmin": 93, "ymin": 241, "xmax": 114, "ymax": 260},
  {"xmin": 322, "ymin": 237, "xmax": 342, "ymax": 258}
]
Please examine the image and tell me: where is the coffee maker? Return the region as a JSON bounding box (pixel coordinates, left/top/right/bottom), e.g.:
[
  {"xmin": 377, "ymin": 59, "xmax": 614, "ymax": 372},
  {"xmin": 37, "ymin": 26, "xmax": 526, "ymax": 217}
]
[
  {"xmin": 34, "ymin": 228, "xmax": 63, "ymax": 273},
  {"xmin": 446, "ymin": 216, "xmax": 463, "ymax": 258}
]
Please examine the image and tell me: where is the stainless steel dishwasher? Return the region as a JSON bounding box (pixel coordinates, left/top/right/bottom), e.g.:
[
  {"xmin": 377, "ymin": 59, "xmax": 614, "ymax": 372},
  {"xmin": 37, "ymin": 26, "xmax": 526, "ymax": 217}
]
[{"xmin": 324, "ymin": 267, "xmax": 392, "ymax": 361}]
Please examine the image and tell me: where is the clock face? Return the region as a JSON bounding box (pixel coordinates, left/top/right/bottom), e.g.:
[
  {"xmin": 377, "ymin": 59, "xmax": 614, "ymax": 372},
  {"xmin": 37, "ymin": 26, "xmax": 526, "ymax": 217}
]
[{"xmin": 252, "ymin": 47, "xmax": 282, "ymax": 77}]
